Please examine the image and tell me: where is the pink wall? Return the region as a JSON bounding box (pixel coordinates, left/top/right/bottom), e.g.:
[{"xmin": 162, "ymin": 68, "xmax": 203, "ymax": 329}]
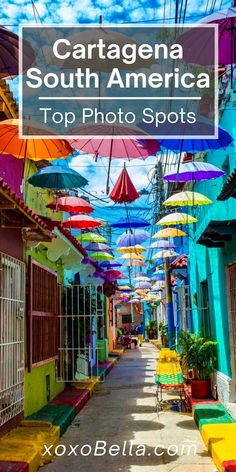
[{"xmin": 0, "ymin": 154, "xmax": 24, "ymax": 197}]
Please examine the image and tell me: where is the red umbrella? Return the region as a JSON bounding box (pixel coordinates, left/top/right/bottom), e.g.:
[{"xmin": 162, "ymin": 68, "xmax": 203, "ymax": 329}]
[
  {"xmin": 105, "ymin": 270, "xmax": 126, "ymax": 281},
  {"xmin": 63, "ymin": 214, "xmax": 102, "ymax": 229},
  {"xmin": 47, "ymin": 196, "xmax": 93, "ymax": 213},
  {"xmin": 109, "ymin": 166, "xmax": 139, "ymax": 204}
]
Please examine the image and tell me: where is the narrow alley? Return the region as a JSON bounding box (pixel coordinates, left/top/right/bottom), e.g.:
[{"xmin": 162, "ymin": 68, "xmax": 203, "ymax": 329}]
[{"xmin": 44, "ymin": 344, "xmax": 215, "ymax": 472}]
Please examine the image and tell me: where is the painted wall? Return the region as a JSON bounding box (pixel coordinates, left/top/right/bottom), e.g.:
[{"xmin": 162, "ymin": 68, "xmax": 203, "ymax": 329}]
[{"xmin": 0, "ymin": 154, "xmax": 24, "ymax": 197}]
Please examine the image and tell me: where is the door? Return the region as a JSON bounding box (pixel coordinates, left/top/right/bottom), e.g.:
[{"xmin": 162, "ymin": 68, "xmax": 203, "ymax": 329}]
[{"xmin": 0, "ymin": 252, "xmax": 25, "ymax": 427}]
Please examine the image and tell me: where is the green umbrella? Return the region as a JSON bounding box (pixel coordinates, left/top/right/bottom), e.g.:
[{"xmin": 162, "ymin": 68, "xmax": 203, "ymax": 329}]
[
  {"xmin": 28, "ymin": 165, "xmax": 88, "ymax": 190},
  {"xmin": 76, "ymin": 232, "xmax": 107, "ymax": 243},
  {"xmin": 90, "ymin": 251, "xmax": 114, "ymax": 262}
]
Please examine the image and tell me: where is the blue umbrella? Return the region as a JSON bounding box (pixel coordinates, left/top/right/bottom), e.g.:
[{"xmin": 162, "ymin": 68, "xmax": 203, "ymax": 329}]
[
  {"xmin": 100, "ymin": 260, "xmax": 122, "ymax": 268},
  {"xmin": 28, "ymin": 165, "xmax": 88, "ymax": 190},
  {"xmin": 117, "ymin": 229, "xmax": 150, "ymax": 247},
  {"xmin": 111, "ymin": 216, "xmax": 150, "ymax": 229},
  {"xmin": 84, "ymin": 242, "xmax": 112, "ymax": 253}
]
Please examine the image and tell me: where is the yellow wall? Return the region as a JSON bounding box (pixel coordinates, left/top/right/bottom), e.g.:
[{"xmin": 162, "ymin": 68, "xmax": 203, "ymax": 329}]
[{"xmin": 24, "ymin": 361, "xmax": 64, "ymax": 417}]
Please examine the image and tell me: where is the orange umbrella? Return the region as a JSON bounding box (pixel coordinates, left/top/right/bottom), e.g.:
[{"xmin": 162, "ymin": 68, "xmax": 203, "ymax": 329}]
[{"xmin": 0, "ymin": 119, "xmax": 73, "ymax": 161}]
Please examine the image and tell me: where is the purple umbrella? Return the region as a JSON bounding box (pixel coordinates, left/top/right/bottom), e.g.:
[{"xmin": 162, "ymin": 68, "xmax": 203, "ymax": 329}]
[
  {"xmin": 149, "ymin": 240, "xmax": 176, "ymax": 249},
  {"xmin": 84, "ymin": 242, "xmax": 113, "ymax": 252},
  {"xmin": 163, "ymin": 162, "xmax": 225, "ymax": 182},
  {"xmin": 100, "ymin": 260, "xmax": 122, "ymax": 268},
  {"xmin": 0, "ymin": 26, "xmax": 35, "ymax": 78},
  {"xmin": 135, "ymin": 281, "xmax": 151, "ymax": 290},
  {"xmin": 117, "ymin": 229, "xmax": 150, "ymax": 247},
  {"xmin": 151, "ymin": 275, "xmax": 165, "ymax": 281}
]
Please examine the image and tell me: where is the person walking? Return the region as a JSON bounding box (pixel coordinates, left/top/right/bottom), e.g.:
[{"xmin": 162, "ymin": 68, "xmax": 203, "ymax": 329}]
[{"xmin": 137, "ymin": 322, "xmax": 144, "ymax": 347}]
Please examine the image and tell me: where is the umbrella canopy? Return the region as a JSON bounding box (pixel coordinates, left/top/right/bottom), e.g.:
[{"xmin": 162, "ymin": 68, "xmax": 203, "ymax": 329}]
[
  {"xmin": 100, "ymin": 260, "xmax": 122, "ymax": 268},
  {"xmin": 118, "ymin": 285, "xmax": 132, "ymax": 292},
  {"xmin": 77, "ymin": 232, "xmax": 107, "ymax": 243},
  {"xmin": 163, "ymin": 191, "xmax": 212, "ymax": 207},
  {"xmin": 0, "ymin": 26, "xmax": 34, "ymax": 78},
  {"xmin": 157, "ymin": 212, "xmax": 197, "ymax": 225},
  {"xmin": 28, "ymin": 166, "xmax": 88, "ymax": 190},
  {"xmin": 0, "ymin": 120, "xmax": 73, "ymax": 161},
  {"xmin": 123, "ymin": 260, "xmax": 146, "ymax": 267},
  {"xmin": 120, "ymin": 253, "xmax": 145, "ymax": 260},
  {"xmin": 151, "ymin": 274, "xmax": 165, "ymax": 281},
  {"xmin": 152, "ymin": 228, "xmax": 187, "ymax": 238},
  {"xmin": 90, "ymin": 251, "xmax": 114, "ymax": 261},
  {"xmin": 111, "ymin": 216, "xmax": 150, "ymax": 229},
  {"xmin": 105, "ymin": 270, "xmax": 126, "ymax": 281},
  {"xmin": 135, "ymin": 281, "xmax": 151, "ymax": 290},
  {"xmin": 149, "ymin": 240, "xmax": 176, "ymax": 249},
  {"xmin": 134, "ymin": 276, "xmax": 150, "ymax": 281},
  {"xmin": 109, "ymin": 166, "xmax": 139, "ymax": 204},
  {"xmin": 163, "ymin": 162, "xmax": 225, "ymax": 182},
  {"xmin": 153, "ymin": 250, "xmax": 179, "ymax": 259},
  {"xmin": 117, "ymin": 230, "xmax": 150, "ymax": 247},
  {"xmin": 84, "ymin": 242, "xmax": 112, "ymax": 252},
  {"xmin": 46, "ymin": 196, "xmax": 94, "ymax": 213},
  {"xmin": 116, "ymin": 245, "xmax": 145, "ymax": 253},
  {"xmin": 63, "ymin": 215, "xmax": 102, "ymax": 229}
]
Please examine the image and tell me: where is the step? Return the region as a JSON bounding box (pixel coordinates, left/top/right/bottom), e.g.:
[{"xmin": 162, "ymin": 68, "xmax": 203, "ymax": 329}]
[
  {"xmin": 72, "ymin": 377, "xmax": 100, "ymax": 395},
  {"xmin": 212, "ymin": 440, "xmax": 236, "ymax": 471},
  {"xmin": 26, "ymin": 404, "xmax": 76, "ymax": 436},
  {"xmin": 0, "ymin": 444, "xmax": 40, "ymax": 472},
  {"xmin": 1, "ymin": 423, "xmax": 60, "ymax": 465},
  {"xmin": 0, "ymin": 462, "xmax": 28, "ymax": 472},
  {"xmin": 223, "ymin": 461, "xmax": 236, "ymax": 471},
  {"xmin": 50, "ymin": 388, "xmax": 90, "ymax": 414},
  {"xmin": 194, "ymin": 404, "xmax": 235, "ymax": 430},
  {"xmin": 201, "ymin": 423, "xmax": 236, "ymax": 451}
]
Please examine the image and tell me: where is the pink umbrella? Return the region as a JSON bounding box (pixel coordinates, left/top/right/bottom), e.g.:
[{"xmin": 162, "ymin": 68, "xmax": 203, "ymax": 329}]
[{"xmin": 105, "ymin": 270, "xmax": 126, "ymax": 281}]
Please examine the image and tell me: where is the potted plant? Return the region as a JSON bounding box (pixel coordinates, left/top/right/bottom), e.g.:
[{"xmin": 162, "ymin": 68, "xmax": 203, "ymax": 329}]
[
  {"xmin": 147, "ymin": 320, "xmax": 157, "ymax": 339},
  {"xmin": 178, "ymin": 332, "xmax": 217, "ymax": 399},
  {"xmin": 158, "ymin": 322, "xmax": 168, "ymax": 347}
]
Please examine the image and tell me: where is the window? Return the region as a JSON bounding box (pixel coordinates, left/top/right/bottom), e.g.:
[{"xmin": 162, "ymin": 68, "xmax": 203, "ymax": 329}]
[
  {"xmin": 27, "ymin": 257, "xmax": 60, "ymax": 370},
  {"xmin": 200, "ymin": 280, "xmax": 211, "ymax": 337}
]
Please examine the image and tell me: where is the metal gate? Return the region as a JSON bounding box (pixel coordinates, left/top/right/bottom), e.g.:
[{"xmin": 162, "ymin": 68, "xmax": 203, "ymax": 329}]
[
  {"xmin": 58, "ymin": 285, "xmax": 105, "ymax": 382},
  {"xmin": 0, "ymin": 252, "xmax": 25, "ymax": 426}
]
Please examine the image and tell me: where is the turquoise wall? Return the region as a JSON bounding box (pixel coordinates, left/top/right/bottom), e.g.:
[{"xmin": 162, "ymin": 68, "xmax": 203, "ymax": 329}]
[{"xmin": 188, "ymin": 100, "xmax": 236, "ymax": 379}]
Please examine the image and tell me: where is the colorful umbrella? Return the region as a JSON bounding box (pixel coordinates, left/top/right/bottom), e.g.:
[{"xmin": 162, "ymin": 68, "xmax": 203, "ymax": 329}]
[
  {"xmin": 105, "ymin": 270, "xmax": 126, "ymax": 281},
  {"xmin": 163, "ymin": 162, "xmax": 225, "ymax": 182},
  {"xmin": 134, "ymin": 276, "xmax": 150, "ymax": 281},
  {"xmin": 90, "ymin": 251, "xmax": 114, "ymax": 262},
  {"xmin": 0, "ymin": 120, "xmax": 73, "ymax": 161},
  {"xmin": 111, "ymin": 216, "xmax": 150, "ymax": 229},
  {"xmin": 163, "ymin": 191, "xmax": 212, "ymax": 207},
  {"xmin": 153, "ymin": 250, "xmax": 179, "ymax": 259},
  {"xmin": 77, "ymin": 232, "xmax": 107, "ymax": 243},
  {"xmin": 84, "ymin": 242, "xmax": 112, "ymax": 252},
  {"xmin": 116, "ymin": 245, "xmax": 145, "ymax": 253},
  {"xmin": 151, "ymin": 275, "xmax": 165, "ymax": 281},
  {"xmin": 152, "ymin": 228, "xmax": 187, "ymax": 238},
  {"xmin": 100, "ymin": 260, "xmax": 122, "ymax": 268},
  {"xmin": 135, "ymin": 281, "xmax": 151, "ymax": 290},
  {"xmin": 157, "ymin": 213, "xmax": 197, "ymax": 225},
  {"xmin": 149, "ymin": 240, "xmax": 176, "ymax": 249},
  {"xmin": 0, "ymin": 26, "xmax": 34, "ymax": 78},
  {"xmin": 63, "ymin": 215, "xmax": 102, "ymax": 229},
  {"xmin": 46, "ymin": 196, "xmax": 93, "ymax": 213},
  {"xmin": 117, "ymin": 230, "xmax": 150, "ymax": 247},
  {"xmin": 109, "ymin": 166, "xmax": 139, "ymax": 204},
  {"xmin": 28, "ymin": 166, "xmax": 88, "ymax": 190},
  {"xmin": 120, "ymin": 253, "xmax": 145, "ymax": 260},
  {"xmin": 123, "ymin": 260, "xmax": 146, "ymax": 267}
]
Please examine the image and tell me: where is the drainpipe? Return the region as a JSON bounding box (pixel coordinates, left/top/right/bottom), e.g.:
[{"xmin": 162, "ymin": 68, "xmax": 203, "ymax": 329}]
[{"xmin": 165, "ymin": 257, "xmax": 175, "ymax": 348}]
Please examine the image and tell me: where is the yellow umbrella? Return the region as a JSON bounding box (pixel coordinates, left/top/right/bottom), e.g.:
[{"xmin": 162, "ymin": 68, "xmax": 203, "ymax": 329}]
[
  {"xmin": 120, "ymin": 253, "xmax": 145, "ymax": 260},
  {"xmin": 116, "ymin": 245, "xmax": 145, "ymax": 253},
  {"xmin": 163, "ymin": 191, "xmax": 212, "ymax": 207},
  {"xmin": 152, "ymin": 228, "xmax": 187, "ymax": 238},
  {"xmin": 156, "ymin": 212, "xmax": 197, "ymax": 226}
]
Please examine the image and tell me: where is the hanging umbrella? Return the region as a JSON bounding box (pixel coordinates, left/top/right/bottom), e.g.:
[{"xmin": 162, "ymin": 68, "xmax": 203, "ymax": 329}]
[
  {"xmin": 116, "ymin": 245, "xmax": 145, "ymax": 253},
  {"xmin": 109, "ymin": 165, "xmax": 139, "ymax": 204},
  {"xmin": 134, "ymin": 276, "xmax": 150, "ymax": 281},
  {"xmin": 123, "ymin": 260, "xmax": 146, "ymax": 267},
  {"xmin": 153, "ymin": 250, "xmax": 179, "ymax": 259},
  {"xmin": 151, "ymin": 274, "xmax": 165, "ymax": 281},
  {"xmin": 152, "ymin": 228, "xmax": 187, "ymax": 238},
  {"xmin": 100, "ymin": 260, "xmax": 122, "ymax": 268},
  {"xmin": 105, "ymin": 270, "xmax": 126, "ymax": 281},
  {"xmin": 28, "ymin": 166, "xmax": 88, "ymax": 190},
  {"xmin": 63, "ymin": 215, "xmax": 102, "ymax": 229},
  {"xmin": 0, "ymin": 26, "xmax": 34, "ymax": 78},
  {"xmin": 69, "ymin": 125, "xmax": 159, "ymax": 193},
  {"xmin": 77, "ymin": 232, "xmax": 107, "ymax": 243},
  {"xmin": 163, "ymin": 162, "xmax": 225, "ymax": 182},
  {"xmin": 163, "ymin": 191, "xmax": 212, "ymax": 207},
  {"xmin": 90, "ymin": 251, "xmax": 114, "ymax": 262},
  {"xmin": 149, "ymin": 240, "xmax": 176, "ymax": 249},
  {"xmin": 111, "ymin": 216, "xmax": 150, "ymax": 229},
  {"xmin": 0, "ymin": 120, "xmax": 73, "ymax": 161},
  {"xmin": 120, "ymin": 253, "xmax": 145, "ymax": 260},
  {"xmin": 46, "ymin": 196, "xmax": 94, "ymax": 213},
  {"xmin": 117, "ymin": 230, "xmax": 150, "ymax": 247},
  {"xmin": 118, "ymin": 285, "xmax": 132, "ymax": 292},
  {"xmin": 157, "ymin": 213, "xmax": 197, "ymax": 226},
  {"xmin": 154, "ymin": 269, "xmax": 166, "ymax": 276},
  {"xmin": 84, "ymin": 242, "xmax": 112, "ymax": 252},
  {"xmin": 135, "ymin": 281, "xmax": 151, "ymax": 290}
]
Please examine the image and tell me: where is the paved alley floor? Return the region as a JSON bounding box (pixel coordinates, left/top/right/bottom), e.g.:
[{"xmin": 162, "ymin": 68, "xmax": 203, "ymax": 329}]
[{"xmin": 44, "ymin": 343, "xmax": 216, "ymax": 472}]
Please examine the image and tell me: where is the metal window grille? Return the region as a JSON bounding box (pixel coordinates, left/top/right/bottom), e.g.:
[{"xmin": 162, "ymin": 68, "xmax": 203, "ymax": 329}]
[
  {"xmin": 0, "ymin": 252, "xmax": 25, "ymax": 427},
  {"xmin": 227, "ymin": 264, "xmax": 236, "ymax": 374},
  {"xmin": 58, "ymin": 284, "xmax": 104, "ymax": 382}
]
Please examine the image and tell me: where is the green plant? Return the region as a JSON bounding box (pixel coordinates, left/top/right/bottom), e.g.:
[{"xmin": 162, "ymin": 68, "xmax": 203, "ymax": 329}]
[
  {"xmin": 177, "ymin": 331, "xmax": 218, "ymax": 380},
  {"xmin": 158, "ymin": 322, "xmax": 168, "ymax": 337}
]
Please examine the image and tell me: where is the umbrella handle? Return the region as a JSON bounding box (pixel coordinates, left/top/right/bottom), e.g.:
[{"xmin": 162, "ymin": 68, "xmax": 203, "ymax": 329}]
[{"xmin": 106, "ymin": 155, "xmax": 112, "ymax": 194}]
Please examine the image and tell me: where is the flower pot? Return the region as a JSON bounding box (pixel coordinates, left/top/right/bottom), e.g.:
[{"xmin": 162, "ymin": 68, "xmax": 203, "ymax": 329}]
[{"xmin": 190, "ymin": 379, "xmax": 211, "ymax": 399}]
